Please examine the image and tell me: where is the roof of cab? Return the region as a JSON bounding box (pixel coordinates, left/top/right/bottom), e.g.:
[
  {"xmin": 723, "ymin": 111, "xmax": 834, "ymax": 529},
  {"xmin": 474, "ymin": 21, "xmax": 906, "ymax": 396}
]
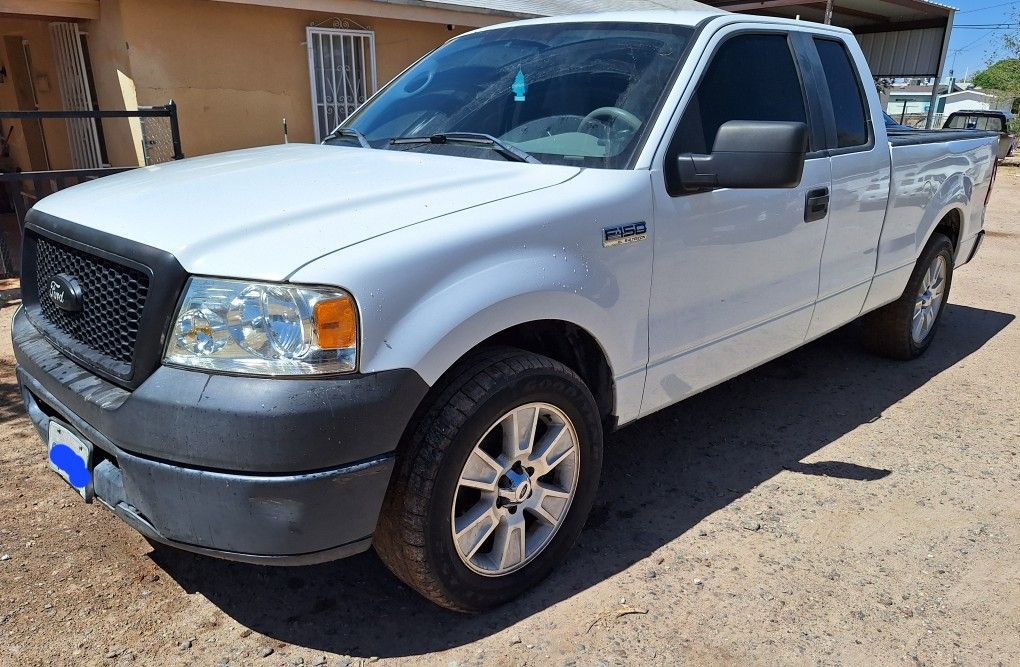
[
  {"xmin": 468, "ymin": 9, "xmax": 853, "ymax": 34},
  {"xmin": 471, "ymin": 9, "xmax": 724, "ymax": 29},
  {"xmin": 434, "ymin": 0, "xmax": 719, "ymax": 19}
]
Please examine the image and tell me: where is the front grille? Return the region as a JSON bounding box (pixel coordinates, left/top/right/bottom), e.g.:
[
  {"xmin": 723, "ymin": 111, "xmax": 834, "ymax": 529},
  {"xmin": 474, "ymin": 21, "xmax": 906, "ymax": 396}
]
[{"xmin": 33, "ymin": 236, "xmax": 150, "ymax": 368}]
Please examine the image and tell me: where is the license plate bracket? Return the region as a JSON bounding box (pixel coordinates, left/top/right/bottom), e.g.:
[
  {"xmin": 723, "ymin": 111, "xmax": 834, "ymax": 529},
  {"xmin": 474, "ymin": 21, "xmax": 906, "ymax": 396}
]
[{"xmin": 47, "ymin": 420, "xmax": 94, "ymax": 502}]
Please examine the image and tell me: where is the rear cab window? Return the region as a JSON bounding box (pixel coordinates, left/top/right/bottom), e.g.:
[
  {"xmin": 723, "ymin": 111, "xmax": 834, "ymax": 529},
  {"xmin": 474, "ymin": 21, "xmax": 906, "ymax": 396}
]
[
  {"xmin": 812, "ymin": 37, "xmax": 870, "ymax": 149},
  {"xmin": 946, "ymin": 115, "xmax": 1006, "ymax": 132}
]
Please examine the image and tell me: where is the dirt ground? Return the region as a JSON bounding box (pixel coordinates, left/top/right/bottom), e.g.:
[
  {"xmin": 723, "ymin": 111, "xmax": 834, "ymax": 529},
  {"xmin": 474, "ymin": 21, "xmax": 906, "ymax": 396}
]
[{"xmin": 1, "ymin": 166, "xmax": 1019, "ymax": 667}]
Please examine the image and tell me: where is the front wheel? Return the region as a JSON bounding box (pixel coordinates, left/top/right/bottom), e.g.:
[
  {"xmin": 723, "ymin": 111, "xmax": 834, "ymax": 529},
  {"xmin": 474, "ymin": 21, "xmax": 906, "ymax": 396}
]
[
  {"xmin": 862, "ymin": 233, "xmax": 954, "ymax": 359},
  {"xmin": 374, "ymin": 347, "xmax": 603, "ymax": 612}
]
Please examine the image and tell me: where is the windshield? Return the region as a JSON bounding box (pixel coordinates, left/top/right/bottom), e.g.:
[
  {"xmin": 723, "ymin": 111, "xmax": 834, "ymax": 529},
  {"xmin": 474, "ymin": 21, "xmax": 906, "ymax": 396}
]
[{"xmin": 335, "ymin": 22, "xmax": 695, "ymax": 169}]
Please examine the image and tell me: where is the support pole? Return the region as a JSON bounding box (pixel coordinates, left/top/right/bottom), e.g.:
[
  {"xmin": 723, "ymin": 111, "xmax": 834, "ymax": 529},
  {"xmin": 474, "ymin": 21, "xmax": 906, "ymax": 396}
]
[
  {"xmin": 924, "ymin": 80, "xmax": 939, "ymax": 130},
  {"xmin": 926, "ymin": 10, "xmax": 955, "ymax": 129}
]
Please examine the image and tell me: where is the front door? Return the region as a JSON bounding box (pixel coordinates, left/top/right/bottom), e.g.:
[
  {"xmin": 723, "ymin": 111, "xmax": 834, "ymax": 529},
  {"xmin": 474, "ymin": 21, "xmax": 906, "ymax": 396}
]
[{"xmin": 642, "ymin": 29, "xmax": 831, "ymax": 415}]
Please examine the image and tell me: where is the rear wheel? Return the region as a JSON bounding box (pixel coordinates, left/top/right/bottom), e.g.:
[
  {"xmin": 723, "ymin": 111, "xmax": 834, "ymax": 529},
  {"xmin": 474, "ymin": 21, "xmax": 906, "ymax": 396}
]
[
  {"xmin": 374, "ymin": 347, "xmax": 603, "ymax": 612},
  {"xmin": 862, "ymin": 233, "xmax": 954, "ymax": 359}
]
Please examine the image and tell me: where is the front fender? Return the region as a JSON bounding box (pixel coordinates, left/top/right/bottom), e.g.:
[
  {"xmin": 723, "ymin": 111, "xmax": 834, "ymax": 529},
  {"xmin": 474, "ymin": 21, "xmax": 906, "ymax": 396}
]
[
  {"xmin": 384, "ymin": 285, "xmax": 616, "ymax": 387},
  {"xmin": 289, "ymin": 169, "xmax": 656, "ymax": 423}
]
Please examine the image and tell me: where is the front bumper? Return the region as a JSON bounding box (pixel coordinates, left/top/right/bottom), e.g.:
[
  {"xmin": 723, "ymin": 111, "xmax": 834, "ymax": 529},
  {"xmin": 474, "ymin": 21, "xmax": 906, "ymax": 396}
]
[{"xmin": 12, "ymin": 307, "xmax": 429, "ymax": 564}]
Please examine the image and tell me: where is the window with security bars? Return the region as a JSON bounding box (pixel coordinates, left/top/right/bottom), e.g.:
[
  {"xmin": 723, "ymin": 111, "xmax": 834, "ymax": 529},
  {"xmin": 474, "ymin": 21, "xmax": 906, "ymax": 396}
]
[{"xmin": 307, "ymin": 27, "xmax": 377, "ymax": 142}]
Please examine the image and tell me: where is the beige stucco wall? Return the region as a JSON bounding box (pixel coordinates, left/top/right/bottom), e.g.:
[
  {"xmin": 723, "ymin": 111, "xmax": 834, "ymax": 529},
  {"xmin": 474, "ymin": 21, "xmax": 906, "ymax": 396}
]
[
  {"xmin": 85, "ymin": 0, "xmax": 473, "ymax": 163},
  {"xmin": 0, "ymin": 16, "xmax": 74, "ymax": 170},
  {"xmin": 85, "ymin": 0, "xmax": 141, "ymax": 167}
]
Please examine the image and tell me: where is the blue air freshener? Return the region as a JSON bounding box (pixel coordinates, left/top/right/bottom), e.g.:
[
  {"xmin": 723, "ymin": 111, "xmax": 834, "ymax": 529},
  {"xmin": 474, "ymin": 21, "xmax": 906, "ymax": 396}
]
[{"xmin": 512, "ymin": 68, "xmax": 527, "ymax": 102}]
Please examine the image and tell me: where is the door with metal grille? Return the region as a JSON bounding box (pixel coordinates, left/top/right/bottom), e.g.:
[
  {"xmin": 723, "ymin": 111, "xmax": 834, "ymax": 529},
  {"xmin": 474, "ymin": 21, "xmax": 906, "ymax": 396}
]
[
  {"xmin": 50, "ymin": 22, "xmax": 104, "ymax": 169},
  {"xmin": 307, "ymin": 27, "xmax": 377, "ymax": 142}
]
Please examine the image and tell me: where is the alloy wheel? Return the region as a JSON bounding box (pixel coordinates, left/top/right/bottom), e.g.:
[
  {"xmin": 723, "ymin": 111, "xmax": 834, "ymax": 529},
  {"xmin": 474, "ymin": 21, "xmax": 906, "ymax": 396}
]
[
  {"xmin": 451, "ymin": 402, "xmax": 580, "ymax": 576},
  {"xmin": 912, "ymin": 254, "xmax": 947, "ymax": 344}
]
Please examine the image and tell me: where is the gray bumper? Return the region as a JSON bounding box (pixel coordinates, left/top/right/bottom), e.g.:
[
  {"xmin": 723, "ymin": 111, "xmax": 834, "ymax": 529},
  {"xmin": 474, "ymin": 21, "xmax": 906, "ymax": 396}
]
[{"xmin": 12, "ymin": 307, "xmax": 429, "ymax": 564}]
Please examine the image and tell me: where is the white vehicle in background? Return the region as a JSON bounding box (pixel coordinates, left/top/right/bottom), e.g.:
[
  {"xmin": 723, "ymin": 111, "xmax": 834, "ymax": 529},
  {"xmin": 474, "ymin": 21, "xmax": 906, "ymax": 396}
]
[{"xmin": 13, "ymin": 11, "xmax": 997, "ymax": 612}]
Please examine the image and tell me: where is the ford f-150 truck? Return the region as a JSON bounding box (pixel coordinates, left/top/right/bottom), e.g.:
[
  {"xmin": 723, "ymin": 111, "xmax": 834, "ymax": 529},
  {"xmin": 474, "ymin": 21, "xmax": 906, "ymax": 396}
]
[{"xmin": 12, "ymin": 11, "xmax": 997, "ymax": 612}]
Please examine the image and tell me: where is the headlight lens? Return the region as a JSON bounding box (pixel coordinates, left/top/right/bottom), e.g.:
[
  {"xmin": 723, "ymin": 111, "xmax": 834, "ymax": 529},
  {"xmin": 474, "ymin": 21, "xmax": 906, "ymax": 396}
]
[{"xmin": 164, "ymin": 277, "xmax": 357, "ymax": 375}]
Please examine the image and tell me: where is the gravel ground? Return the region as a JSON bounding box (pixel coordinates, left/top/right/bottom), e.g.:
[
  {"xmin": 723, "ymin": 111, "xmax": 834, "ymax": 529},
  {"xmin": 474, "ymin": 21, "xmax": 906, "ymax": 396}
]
[{"xmin": 1, "ymin": 166, "xmax": 1018, "ymax": 667}]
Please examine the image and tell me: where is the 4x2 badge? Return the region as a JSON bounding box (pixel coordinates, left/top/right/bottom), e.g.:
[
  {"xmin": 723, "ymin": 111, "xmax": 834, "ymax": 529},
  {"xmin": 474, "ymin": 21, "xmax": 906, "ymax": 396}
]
[{"xmin": 603, "ymin": 222, "xmax": 647, "ymax": 248}]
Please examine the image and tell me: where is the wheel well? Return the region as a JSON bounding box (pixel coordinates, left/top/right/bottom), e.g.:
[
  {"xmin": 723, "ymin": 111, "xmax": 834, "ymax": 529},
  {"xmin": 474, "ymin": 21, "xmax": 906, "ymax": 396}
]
[
  {"xmin": 480, "ymin": 320, "xmax": 616, "ymax": 426},
  {"xmin": 933, "ymin": 210, "xmax": 961, "ymax": 252}
]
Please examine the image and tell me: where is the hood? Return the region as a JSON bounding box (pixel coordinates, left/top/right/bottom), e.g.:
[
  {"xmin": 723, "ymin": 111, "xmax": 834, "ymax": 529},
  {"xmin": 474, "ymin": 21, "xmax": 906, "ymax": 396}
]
[{"xmin": 34, "ymin": 144, "xmax": 580, "ymax": 280}]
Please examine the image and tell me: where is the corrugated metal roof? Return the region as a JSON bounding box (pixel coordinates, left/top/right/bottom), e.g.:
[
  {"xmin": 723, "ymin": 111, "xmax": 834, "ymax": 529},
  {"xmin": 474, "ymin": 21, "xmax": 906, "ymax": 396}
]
[
  {"xmin": 916, "ymin": 0, "xmax": 956, "ymax": 12},
  {"xmin": 418, "ymin": 0, "xmax": 720, "ymax": 19},
  {"xmin": 856, "ymin": 27, "xmax": 947, "ymax": 77}
]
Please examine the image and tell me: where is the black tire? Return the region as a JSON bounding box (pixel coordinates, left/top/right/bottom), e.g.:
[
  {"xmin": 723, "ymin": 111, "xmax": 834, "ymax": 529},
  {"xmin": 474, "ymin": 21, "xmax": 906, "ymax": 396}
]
[
  {"xmin": 861, "ymin": 233, "xmax": 954, "ymax": 360},
  {"xmin": 374, "ymin": 347, "xmax": 603, "ymax": 613}
]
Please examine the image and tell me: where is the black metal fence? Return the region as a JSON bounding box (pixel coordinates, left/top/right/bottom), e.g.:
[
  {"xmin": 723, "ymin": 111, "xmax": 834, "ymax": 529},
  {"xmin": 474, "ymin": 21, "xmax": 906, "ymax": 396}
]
[{"xmin": 0, "ymin": 102, "xmax": 183, "ymax": 278}]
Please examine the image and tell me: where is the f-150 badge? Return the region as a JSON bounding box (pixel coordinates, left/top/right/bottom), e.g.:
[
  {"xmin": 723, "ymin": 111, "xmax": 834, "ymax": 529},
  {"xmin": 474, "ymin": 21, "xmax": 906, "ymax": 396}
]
[{"xmin": 603, "ymin": 222, "xmax": 647, "ymax": 247}]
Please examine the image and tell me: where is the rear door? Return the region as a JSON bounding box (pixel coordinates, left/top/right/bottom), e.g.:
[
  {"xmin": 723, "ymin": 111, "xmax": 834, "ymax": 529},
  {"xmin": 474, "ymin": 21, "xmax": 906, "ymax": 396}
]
[
  {"xmin": 642, "ymin": 26, "xmax": 832, "ymax": 415},
  {"xmin": 804, "ymin": 35, "xmax": 891, "ymax": 339}
]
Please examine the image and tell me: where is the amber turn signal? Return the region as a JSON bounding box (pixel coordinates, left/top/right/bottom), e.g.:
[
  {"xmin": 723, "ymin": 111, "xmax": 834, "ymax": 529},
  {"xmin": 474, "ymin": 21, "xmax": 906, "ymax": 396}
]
[{"xmin": 313, "ymin": 296, "xmax": 357, "ymax": 350}]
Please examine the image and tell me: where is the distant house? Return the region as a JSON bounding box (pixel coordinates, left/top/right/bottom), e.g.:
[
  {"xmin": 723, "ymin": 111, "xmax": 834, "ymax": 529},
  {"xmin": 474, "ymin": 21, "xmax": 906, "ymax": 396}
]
[{"xmin": 885, "ymin": 82, "xmax": 1015, "ymax": 122}]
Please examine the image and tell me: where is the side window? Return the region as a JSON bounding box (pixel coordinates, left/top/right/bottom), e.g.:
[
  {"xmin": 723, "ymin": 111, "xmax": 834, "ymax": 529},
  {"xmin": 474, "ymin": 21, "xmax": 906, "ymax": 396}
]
[
  {"xmin": 814, "ymin": 38, "xmax": 869, "ymax": 148},
  {"xmin": 675, "ymin": 33, "xmax": 807, "ymax": 155}
]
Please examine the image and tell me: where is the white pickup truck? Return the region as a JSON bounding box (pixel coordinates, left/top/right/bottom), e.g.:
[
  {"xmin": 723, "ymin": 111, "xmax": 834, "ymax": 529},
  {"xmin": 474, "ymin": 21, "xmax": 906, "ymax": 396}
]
[{"xmin": 13, "ymin": 11, "xmax": 997, "ymax": 612}]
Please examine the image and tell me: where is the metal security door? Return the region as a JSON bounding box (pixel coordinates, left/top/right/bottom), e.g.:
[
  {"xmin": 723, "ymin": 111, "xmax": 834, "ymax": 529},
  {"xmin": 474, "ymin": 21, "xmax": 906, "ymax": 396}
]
[
  {"xmin": 307, "ymin": 27, "xmax": 377, "ymax": 142},
  {"xmin": 50, "ymin": 22, "xmax": 103, "ymax": 169}
]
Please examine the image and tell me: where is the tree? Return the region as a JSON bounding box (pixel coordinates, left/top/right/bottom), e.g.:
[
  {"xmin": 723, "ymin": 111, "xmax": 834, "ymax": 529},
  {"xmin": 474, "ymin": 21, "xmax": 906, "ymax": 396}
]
[
  {"xmin": 1001, "ymin": 8, "xmax": 1020, "ymax": 62},
  {"xmin": 973, "ymin": 59, "xmax": 1020, "ymax": 91},
  {"xmin": 977, "ymin": 9, "xmax": 1020, "ymax": 126}
]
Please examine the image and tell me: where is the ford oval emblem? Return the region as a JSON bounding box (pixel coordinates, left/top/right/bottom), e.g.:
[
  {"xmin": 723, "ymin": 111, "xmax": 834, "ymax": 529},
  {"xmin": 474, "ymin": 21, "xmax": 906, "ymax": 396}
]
[{"xmin": 48, "ymin": 273, "xmax": 84, "ymax": 313}]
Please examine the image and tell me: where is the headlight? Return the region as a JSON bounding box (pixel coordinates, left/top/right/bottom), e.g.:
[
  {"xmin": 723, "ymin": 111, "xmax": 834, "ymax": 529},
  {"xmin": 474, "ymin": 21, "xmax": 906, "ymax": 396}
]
[{"xmin": 164, "ymin": 277, "xmax": 357, "ymax": 375}]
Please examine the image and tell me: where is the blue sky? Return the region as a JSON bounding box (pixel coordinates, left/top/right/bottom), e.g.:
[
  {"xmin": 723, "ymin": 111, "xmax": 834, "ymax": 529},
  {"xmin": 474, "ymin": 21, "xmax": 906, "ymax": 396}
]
[{"xmin": 944, "ymin": 0, "xmax": 1017, "ymax": 80}]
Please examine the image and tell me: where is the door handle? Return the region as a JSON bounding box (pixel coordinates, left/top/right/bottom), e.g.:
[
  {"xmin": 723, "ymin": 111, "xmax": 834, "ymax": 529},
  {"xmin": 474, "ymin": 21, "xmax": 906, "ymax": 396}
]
[{"xmin": 804, "ymin": 187, "xmax": 829, "ymax": 223}]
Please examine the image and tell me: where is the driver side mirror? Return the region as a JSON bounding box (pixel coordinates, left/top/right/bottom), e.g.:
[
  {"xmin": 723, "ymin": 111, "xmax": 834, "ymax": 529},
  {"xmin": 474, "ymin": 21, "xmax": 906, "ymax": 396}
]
[{"xmin": 669, "ymin": 120, "xmax": 808, "ymax": 195}]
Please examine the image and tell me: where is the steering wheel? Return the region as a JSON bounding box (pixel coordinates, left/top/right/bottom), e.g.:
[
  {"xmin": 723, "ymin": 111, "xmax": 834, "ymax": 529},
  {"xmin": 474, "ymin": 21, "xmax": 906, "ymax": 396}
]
[{"xmin": 578, "ymin": 107, "xmax": 642, "ymax": 133}]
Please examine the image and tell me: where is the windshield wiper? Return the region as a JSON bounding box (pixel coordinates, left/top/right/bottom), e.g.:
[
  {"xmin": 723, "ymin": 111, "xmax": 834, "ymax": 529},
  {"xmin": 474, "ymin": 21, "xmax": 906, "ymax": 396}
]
[
  {"xmin": 323, "ymin": 127, "xmax": 371, "ymax": 148},
  {"xmin": 388, "ymin": 132, "xmax": 541, "ymax": 164}
]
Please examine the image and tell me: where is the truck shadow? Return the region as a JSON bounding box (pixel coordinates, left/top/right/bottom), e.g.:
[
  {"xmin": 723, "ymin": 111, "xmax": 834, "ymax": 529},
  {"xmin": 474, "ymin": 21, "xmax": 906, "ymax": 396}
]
[{"xmin": 150, "ymin": 303, "xmax": 1014, "ymax": 659}]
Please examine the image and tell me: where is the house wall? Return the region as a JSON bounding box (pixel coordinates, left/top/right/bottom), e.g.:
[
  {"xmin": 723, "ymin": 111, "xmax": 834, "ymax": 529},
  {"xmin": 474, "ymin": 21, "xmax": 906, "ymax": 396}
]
[
  {"xmin": 941, "ymin": 92, "xmax": 993, "ymax": 116},
  {"xmin": 0, "ymin": 16, "xmax": 74, "ymax": 170},
  {"xmin": 84, "ymin": 0, "xmax": 472, "ymax": 163},
  {"xmin": 885, "ymin": 96, "xmax": 931, "ymax": 116},
  {"xmin": 85, "ymin": 0, "xmax": 141, "ymax": 167}
]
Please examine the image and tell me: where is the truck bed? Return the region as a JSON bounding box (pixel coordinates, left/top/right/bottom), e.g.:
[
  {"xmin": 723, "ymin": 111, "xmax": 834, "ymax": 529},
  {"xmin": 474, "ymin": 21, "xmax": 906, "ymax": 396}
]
[
  {"xmin": 887, "ymin": 129, "xmax": 999, "ymax": 147},
  {"xmin": 872, "ymin": 128, "xmax": 999, "ymax": 289}
]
